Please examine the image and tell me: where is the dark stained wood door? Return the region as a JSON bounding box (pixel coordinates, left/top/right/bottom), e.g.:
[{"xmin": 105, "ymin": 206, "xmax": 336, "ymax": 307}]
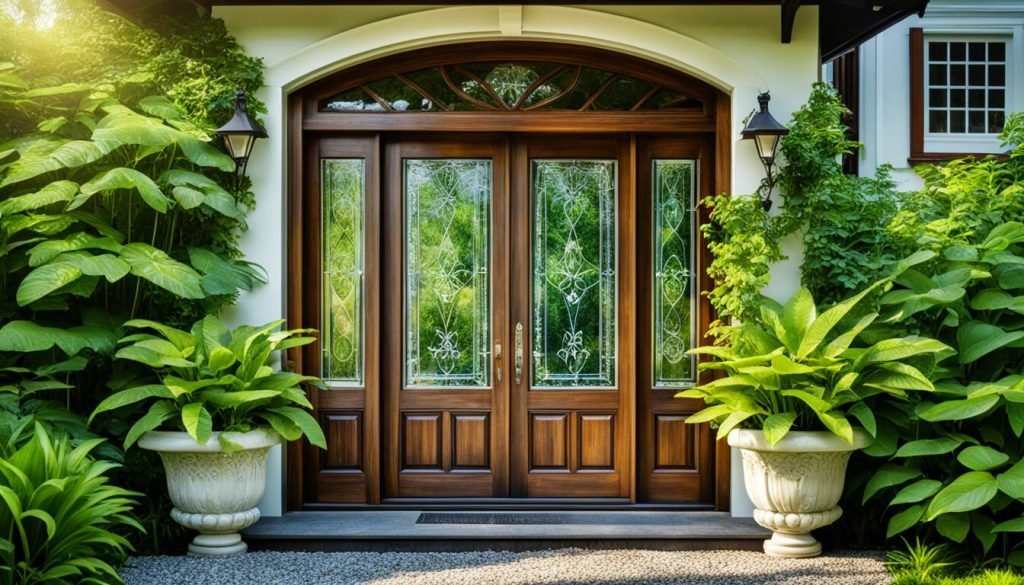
[
  {"xmin": 382, "ymin": 136, "xmax": 510, "ymax": 499},
  {"xmin": 509, "ymin": 136, "xmax": 633, "ymax": 499}
]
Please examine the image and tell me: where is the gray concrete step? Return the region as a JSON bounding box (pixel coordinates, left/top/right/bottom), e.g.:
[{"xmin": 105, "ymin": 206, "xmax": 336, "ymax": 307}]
[{"xmin": 243, "ymin": 511, "xmax": 771, "ymax": 552}]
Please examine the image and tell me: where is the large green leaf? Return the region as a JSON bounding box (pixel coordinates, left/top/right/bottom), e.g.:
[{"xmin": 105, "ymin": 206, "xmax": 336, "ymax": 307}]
[
  {"xmin": 996, "ymin": 459, "xmax": 1024, "ymax": 498},
  {"xmin": 890, "ymin": 479, "xmax": 943, "ymax": 506},
  {"xmin": 16, "ymin": 261, "xmax": 82, "ymax": 306},
  {"xmin": 956, "ymin": 321, "xmax": 1024, "ymax": 364},
  {"xmin": 138, "ymin": 96, "xmax": 183, "ymax": 121},
  {"xmin": 780, "ymin": 288, "xmax": 816, "ymax": 354},
  {"xmin": 957, "ymin": 446, "xmax": 1010, "ymax": 471},
  {"xmin": 181, "ymin": 402, "xmax": 213, "ymax": 445},
  {"xmin": 762, "ymin": 412, "xmax": 797, "ymax": 446},
  {"xmin": 847, "ymin": 402, "xmax": 876, "ymax": 437},
  {"xmin": 886, "ymin": 504, "xmax": 924, "ymax": 538},
  {"xmin": 0, "ymin": 140, "xmax": 104, "ymax": 187},
  {"xmin": 919, "ymin": 395, "xmax": 999, "ymax": 422},
  {"xmin": 0, "ymin": 180, "xmax": 78, "ymax": 215},
  {"xmin": 27, "ymin": 232, "xmax": 123, "ymax": 266},
  {"xmin": 924, "ymin": 471, "xmax": 998, "ymax": 520},
  {"xmin": 796, "ymin": 281, "xmax": 880, "ymax": 359},
  {"xmin": 90, "ymin": 385, "xmax": 174, "ymax": 421},
  {"xmin": 935, "ymin": 512, "xmax": 970, "ymax": 543},
  {"xmin": 124, "ymin": 401, "xmax": 177, "ymax": 448},
  {"xmin": 854, "ymin": 337, "xmax": 950, "ymax": 368},
  {"xmin": 123, "ymin": 319, "xmax": 195, "ymax": 351},
  {"xmin": 992, "ymin": 518, "xmax": 1024, "ymax": 533},
  {"xmin": 58, "ymin": 252, "xmax": 130, "ymax": 283},
  {"xmin": 119, "ymin": 243, "xmax": 204, "ymax": 299},
  {"xmin": 201, "ymin": 390, "xmax": 280, "ymax": 408},
  {"xmin": 78, "ymin": 167, "xmax": 169, "ymax": 213},
  {"xmin": 268, "ymin": 407, "xmax": 327, "ymax": 449},
  {"xmin": 894, "ymin": 438, "xmax": 963, "ymax": 458},
  {"xmin": 864, "ymin": 465, "xmax": 923, "ymax": 503}
]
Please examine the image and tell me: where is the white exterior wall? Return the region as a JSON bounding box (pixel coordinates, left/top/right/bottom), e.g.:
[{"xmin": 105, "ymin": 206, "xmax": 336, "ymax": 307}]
[
  {"xmin": 857, "ymin": 0, "xmax": 1024, "ymax": 188},
  {"xmin": 214, "ymin": 3, "xmax": 821, "ymax": 518}
]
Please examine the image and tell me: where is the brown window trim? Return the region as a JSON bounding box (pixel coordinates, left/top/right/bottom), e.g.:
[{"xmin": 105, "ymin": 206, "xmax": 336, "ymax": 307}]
[{"xmin": 909, "ymin": 28, "xmax": 1010, "ymax": 165}]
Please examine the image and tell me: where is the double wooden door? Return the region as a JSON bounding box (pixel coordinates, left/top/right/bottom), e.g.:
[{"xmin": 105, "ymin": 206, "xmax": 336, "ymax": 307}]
[
  {"xmin": 304, "ymin": 132, "xmax": 717, "ymax": 506},
  {"xmin": 383, "ymin": 135, "xmax": 630, "ymax": 500}
]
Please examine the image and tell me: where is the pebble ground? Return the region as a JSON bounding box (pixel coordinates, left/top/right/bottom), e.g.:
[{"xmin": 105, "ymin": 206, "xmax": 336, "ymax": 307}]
[{"xmin": 121, "ymin": 548, "xmax": 891, "ymax": 585}]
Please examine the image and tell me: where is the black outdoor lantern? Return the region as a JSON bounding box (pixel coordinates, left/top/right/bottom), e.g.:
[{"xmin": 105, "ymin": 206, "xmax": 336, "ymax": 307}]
[
  {"xmin": 216, "ymin": 90, "xmax": 267, "ymax": 182},
  {"xmin": 741, "ymin": 92, "xmax": 789, "ymax": 213}
]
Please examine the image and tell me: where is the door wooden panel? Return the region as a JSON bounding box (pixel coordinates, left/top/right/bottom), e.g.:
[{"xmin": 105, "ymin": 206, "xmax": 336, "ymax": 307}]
[
  {"xmin": 636, "ymin": 136, "xmax": 717, "ymax": 504},
  {"xmin": 323, "ymin": 412, "xmax": 362, "ymax": 470},
  {"xmin": 452, "ymin": 413, "xmax": 490, "ymax": 469},
  {"xmin": 511, "ymin": 136, "xmax": 633, "ymax": 500},
  {"xmin": 578, "ymin": 413, "xmax": 615, "ymax": 470},
  {"xmin": 383, "ymin": 136, "xmax": 510, "ymax": 499}
]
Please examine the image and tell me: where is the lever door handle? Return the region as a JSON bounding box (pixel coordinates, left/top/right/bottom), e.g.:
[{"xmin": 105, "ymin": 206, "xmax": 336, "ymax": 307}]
[{"xmin": 514, "ymin": 322, "xmax": 523, "ymax": 385}]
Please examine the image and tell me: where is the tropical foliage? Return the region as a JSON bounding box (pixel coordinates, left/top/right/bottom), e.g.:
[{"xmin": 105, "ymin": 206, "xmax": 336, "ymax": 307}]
[
  {"xmin": 0, "ymin": 424, "xmax": 139, "ymax": 585},
  {"xmin": 91, "ymin": 316, "xmax": 326, "ymax": 450},
  {"xmin": 859, "ymin": 224, "xmax": 1024, "ymax": 564},
  {"xmin": 681, "ymin": 274, "xmax": 948, "ymax": 445}
]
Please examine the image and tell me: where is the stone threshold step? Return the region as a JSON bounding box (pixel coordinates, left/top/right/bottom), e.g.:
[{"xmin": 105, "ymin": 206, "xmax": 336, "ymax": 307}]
[{"xmin": 244, "ymin": 511, "xmax": 770, "ymax": 552}]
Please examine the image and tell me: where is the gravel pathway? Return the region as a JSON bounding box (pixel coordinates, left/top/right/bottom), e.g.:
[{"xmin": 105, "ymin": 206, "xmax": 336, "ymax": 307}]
[{"xmin": 121, "ymin": 549, "xmax": 891, "ymax": 585}]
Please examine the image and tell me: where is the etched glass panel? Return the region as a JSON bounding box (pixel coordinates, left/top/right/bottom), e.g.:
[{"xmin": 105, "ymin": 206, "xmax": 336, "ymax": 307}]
[
  {"xmin": 653, "ymin": 160, "xmax": 697, "ymax": 387},
  {"xmin": 405, "ymin": 160, "xmax": 491, "ymax": 387},
  {"xmin": 321, "ymin": 159, "xmax": 364, "ymax": 383},
  {"xmin": 532, "ymin": 160, "xmax": 616, "ymax": 387}
]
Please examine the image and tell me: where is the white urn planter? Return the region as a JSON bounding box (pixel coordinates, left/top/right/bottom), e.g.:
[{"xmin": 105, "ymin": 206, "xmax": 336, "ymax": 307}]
[
  {"xmin": 138, "ymin": 429, "xmax": 280, "ymax": 557},
  {"xmin": 728, "ymin": 428, "xmax": 871, "ymax": 559}
]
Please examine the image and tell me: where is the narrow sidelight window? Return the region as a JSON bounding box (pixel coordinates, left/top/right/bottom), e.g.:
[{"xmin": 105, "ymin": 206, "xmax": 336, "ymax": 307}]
[
  {"xmin": 653, "ymin": 160, "xmax": 696, "ymax": 387},
  {"xmin": 322, "ymin": 159, "xmax": 365, "ymax": 384}
]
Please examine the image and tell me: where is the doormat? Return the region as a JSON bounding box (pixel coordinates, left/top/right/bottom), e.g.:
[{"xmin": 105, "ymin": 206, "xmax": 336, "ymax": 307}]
[{"xmin": 416, "ymin": 513, "xmax": 685, "ymax": 525}]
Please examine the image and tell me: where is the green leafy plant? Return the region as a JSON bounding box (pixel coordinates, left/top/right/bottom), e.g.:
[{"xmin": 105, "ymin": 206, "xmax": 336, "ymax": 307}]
[
  {"xmin": 861, "ymin": 223, "xmax": 1024, "ymax": 564},
  {"xmin": 91, "ymin": 316, "xmax": 327, "ymax": 451},
  {"xmin": 0, "ymin": 423, "xmax": 140, "ymax": 585},
  {"xmin": 886, "ymin": 539, "xmax": 960, "ymax": 583},
  {"xmin": 681, "ymin": 272, "xmax": 949, "ymax": 445}
]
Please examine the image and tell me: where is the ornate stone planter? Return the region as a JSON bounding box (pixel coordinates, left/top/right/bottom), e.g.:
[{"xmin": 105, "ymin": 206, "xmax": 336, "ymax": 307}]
[
  {"xmin": 138, "ymin": 429, "xmax": 280, "ymax": 556},
  {"xmin": 728, "ymin": 429, "xmax": 871, "ymax": 558}
]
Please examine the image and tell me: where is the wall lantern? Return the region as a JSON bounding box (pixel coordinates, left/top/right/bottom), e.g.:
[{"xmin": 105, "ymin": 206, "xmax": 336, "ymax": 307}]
[
  {"xmin": 741, "ymin": 92, "xmax": 789, "ymax": 213},
  {"xmin": 216, "ymin": 90, "xmax": 267, "ymax": 183}
]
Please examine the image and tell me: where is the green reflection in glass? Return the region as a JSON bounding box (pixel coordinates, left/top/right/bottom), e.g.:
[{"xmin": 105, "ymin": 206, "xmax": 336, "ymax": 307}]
[
  {"xmin": 405, "ymin": 160, "xmax": 491, "ymax": 387},
  {"xmin": 653, "ymin": 160, "xmax": 696, "ymax": 386},
  {"xmin": 322, "ymin": 159, "xmax": 364, "ymax": 383},
  {"xmin": 532, "ymin": 160, "xmax": 616, "ymax": 388}
]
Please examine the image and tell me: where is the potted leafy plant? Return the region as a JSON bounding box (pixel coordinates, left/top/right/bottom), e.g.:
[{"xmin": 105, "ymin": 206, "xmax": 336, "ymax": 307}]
[
  {"xmin": 90, "ymin": 316, "xmax": 326, "ymax": 556},
  {"xmin": 682, "ymin": 281, "xmax": 949, "ymax": 558}
]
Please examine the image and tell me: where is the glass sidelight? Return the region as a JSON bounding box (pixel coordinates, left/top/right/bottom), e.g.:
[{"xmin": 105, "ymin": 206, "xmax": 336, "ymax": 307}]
[
  {"xmin": 404, "ymin": 159, "xmax": 492, "ymax": 388},
  {"xmin": 531, "ymin": 160, "xmax": 617, "ymax": 388}
]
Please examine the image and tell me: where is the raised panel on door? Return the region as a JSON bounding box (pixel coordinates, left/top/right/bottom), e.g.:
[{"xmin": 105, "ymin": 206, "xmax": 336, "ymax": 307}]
[
  {"xmin": 636, "ymin": 135, "xmax": 716, "ymax": 505},
  {"xmin": 306, "ymin": 136, "xmax": 381, "ymax": 505},
  {"xmin": 383, "ymin": 136, "xmax": 509, "ymax": 500},
  {"xmin": 510, "ymin": 136, "xmax": 633, "ymax": 500}
]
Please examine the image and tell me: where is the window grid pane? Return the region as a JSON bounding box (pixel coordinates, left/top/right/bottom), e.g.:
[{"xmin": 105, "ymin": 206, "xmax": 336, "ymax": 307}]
[
  {"xmin": 925, "ymin": 38, "xmax": 1008, "ymax": 135},
  {"xmin": 653, "ymin": 160, "xmax": 697, "ymax": 387},
  {"xmin": 322, "ymin": 159, "xmax": 365, "ymax": 384}
]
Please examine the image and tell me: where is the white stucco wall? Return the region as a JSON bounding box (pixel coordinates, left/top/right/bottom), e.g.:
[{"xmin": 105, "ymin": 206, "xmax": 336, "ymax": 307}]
[
  {"xmin": 214, "ymin": 3, "xmax": 821, "ymax": 518},
  {"xmin": 856, "ymin": 0, "xmax": 1024, "ymax": 188}
]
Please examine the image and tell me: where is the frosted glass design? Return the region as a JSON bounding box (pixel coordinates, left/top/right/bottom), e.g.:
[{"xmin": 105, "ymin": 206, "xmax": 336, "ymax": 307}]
[
  {"xmin": 532, "ymin": 160, "xmax": 616, "ymax": 387},
  {"xmin": 653, "ymin": 160, "xmax": 696, "ymax": 386},
  {"xmin": 322, "ymin": 159, "xmax": 364, "ymax": 383},
  {"xmin": 405, "ymin": 160, "xmax": 491, "ymax": 387}
]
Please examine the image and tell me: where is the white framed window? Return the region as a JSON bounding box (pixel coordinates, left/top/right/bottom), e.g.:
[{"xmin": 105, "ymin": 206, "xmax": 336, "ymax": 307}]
[{"xmin": 922, "ymin": 33, "xmax": 1015, "ymax": 154}]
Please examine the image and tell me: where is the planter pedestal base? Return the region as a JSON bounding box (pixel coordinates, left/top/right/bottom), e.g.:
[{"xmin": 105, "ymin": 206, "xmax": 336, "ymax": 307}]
[
  {"xmin": 753, "ymin": 506, "xmax": 842, "ymax": 558},
  {"xmin": 171, "ymin": 506, "xmax": 262, "ymax": 557}
]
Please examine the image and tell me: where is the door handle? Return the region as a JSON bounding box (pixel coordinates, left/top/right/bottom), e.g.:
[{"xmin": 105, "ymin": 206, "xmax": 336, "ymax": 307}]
[
  {"xmin": 514, "ymin": 322, "xmax": 523, "ymax": 385},
  {"xmin": 495, "ymin": 342, "xmax": 503, "ymax": 383}
]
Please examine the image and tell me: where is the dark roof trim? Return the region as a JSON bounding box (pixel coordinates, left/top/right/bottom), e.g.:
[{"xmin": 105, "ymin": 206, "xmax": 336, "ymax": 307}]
[{"xmin": 821, "ymin": 0, "xmax": 929, "ymax": 62}]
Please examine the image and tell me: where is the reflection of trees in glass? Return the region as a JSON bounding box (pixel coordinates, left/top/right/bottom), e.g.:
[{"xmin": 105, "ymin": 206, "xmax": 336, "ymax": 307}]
[
  {"xmin": 322, "ymin": 160, "xmax": 364, "ymax": 383},
  {"xmin": 654, "ymin": 161, "xmax": 696, "ymax": 386},
  {"xmin": 406, "ymin": 160, "xmax": 491, "ymax": 387},
  {"xmin": 533, "ymin": 161, "xmax": 616, "ymax": 387}
]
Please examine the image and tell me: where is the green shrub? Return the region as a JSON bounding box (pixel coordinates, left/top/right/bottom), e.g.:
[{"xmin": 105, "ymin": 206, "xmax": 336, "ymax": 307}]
[
  {"xmin": 0, "ymin": 424, "xmax": 140, "ymax": 585},
  {"xmin": 681, "ymin": 276, "xmax": 948, "ymax": 444},
  {"xmin": 859, "ymin": 223, "xmax": 1024, "ymax": 563},
  {"xmin": 91, "ymin": 316, "xmax": 326, "ymax": 450}
]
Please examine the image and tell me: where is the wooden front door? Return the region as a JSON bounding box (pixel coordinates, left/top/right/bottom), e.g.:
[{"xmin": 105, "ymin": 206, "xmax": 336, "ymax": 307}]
[
  {"xmin": 289, "ymin": 43, "xmax": 729, "ymax": 509},
  {"xmin": 382, "ymin": 135, "xmax": 632, "ymax": 500}
]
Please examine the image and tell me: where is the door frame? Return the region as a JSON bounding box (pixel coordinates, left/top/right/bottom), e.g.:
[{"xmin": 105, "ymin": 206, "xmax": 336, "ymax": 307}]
[{"xmin": 286, "ymin": 41, "xmax": 732, "ymax": 511}]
